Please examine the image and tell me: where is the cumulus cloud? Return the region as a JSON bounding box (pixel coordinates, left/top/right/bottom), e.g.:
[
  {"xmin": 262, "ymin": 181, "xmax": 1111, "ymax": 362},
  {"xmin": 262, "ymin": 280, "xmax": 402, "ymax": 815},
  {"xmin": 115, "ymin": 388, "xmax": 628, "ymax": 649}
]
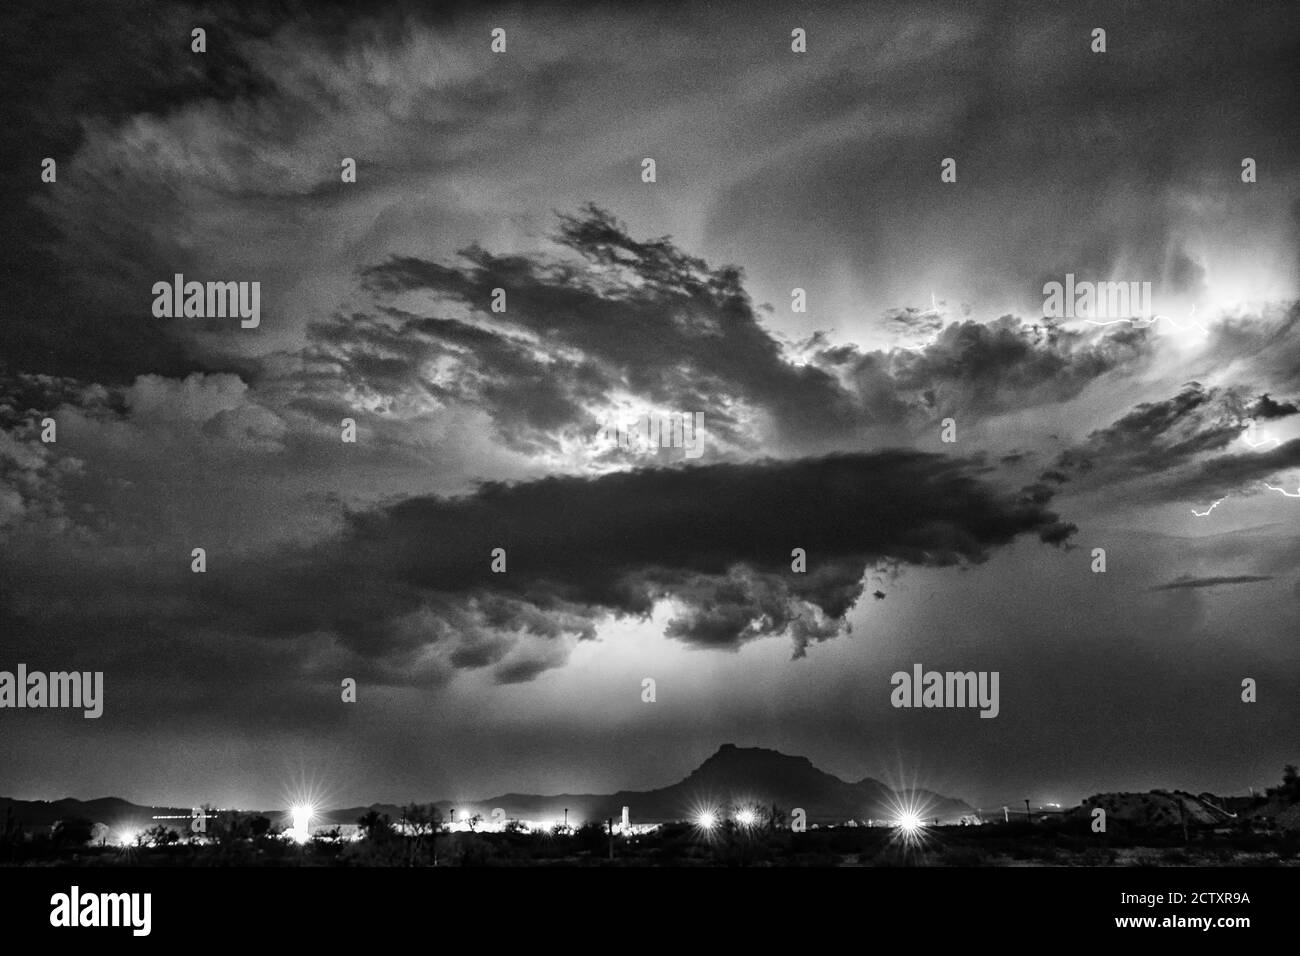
[
  {"xmin": 1171, "ymin": 439, "xmax": 1300, "ymax": 499},
  {"xmin": 815, "ymin": 315, "xmax": 1151, "ymax": 424},
  {"xmin": 236, "ymin": 450, "xmax": 1069, "ymax": 665},
  {"xmin": 300, "ymin": 207, "xmax": 1161, "ymax": 462},
  {"xmin": 310, "ymin": 204, "xmax": 856, "ymax": 454},
  {"xmin": 1047, "ymin": 381, "xmax": 1300, "ymax": 502},
  {"xmin": 1053, "ymin": 383, "xmax": 1242, "ymax": 475},
  {"xmin": 1, "ymin": 450, "xmax": 1071, "ymax": 689},
  {"xmin": 1247, "ymin": 393, "xmax": 1300, "ymax": 420}
]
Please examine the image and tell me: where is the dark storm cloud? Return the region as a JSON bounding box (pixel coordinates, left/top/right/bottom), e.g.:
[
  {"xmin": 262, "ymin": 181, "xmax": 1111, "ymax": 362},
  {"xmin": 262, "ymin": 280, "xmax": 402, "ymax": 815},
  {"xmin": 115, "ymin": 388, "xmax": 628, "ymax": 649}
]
[
  {"xmin": 1169, "ymin": 438, "xmax": 1300, "ymax": 499},
  {"xmin": 327, "ymin": 204, "xmax": 857, "ymax": 451},
  {"xmin": 1045, "ymin": 380, "xmax": 1300, "ymax": 501},
  {"xmin": 0, "ymin": 371, "xmax": 104, "ymax": 428},
  {"xmin": 816, "ymin": 316, "xmax": 1151, "ymax": 420},
  {"xmin": 1248, "ymin": 393, "xmax": 1300, "ymax": 420},
  {"xmin": 0, "ymin": 449, "xmax": 1072, "ymax": 693},
  {"xmin": 306, "ymin": 208, "xmax": 1156, "ymax": 456},
  {"xmin": 194, "ymin": 450, "xmax": 1072, "ymax": 672},
  {"xmin": 307, "ymin": 307, "xmax": 611, "ymax": 456},
  {"xmin": 0, "ymin": 0, "xmax": 280, "ymax": 384},
  {"xmin": 1051, "ymin": 383, "xmax": 1248, "ymax": 481},
  {"xmin": 1150, "ymin": 575, "xmax": 1273, "ymax": 592},
  {"xmin": 1036, "ymin": 521, "xmax": 1078, "ymax": 547}
]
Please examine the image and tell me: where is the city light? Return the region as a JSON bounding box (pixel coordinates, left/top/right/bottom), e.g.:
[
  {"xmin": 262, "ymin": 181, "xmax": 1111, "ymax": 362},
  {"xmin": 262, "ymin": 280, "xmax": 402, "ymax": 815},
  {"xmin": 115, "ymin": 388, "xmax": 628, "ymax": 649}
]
[
  {"xmin": 889, "ymin": 805, "xmax": 931, "ymax": 850},
  {"xmin": 895, "ymin": 812, "xmax": 923, "ymax": 834},
  {"xmin": 281, "ymin": 769, "xmax": 334, "ymax": 845},
  {"xmin": 882, "ymin": 784, "xmax": 936, "ymax": 850},
  {"xmin": 290, "ymin": 804, "xmax": 314, "ymax": 843},
  {"xmin": 695, "ymin": 811, "xmax": 717, "ymax": 830},
  {"xmin": 735, "ymin": 809, "xmax": 757, "ymax": 827}
]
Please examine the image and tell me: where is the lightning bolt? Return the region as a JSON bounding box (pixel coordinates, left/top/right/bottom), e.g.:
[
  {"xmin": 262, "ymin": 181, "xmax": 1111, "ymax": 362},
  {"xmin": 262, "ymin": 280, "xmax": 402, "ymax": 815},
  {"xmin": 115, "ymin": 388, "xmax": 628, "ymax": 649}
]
[
  {"xmin": 1083, "ymin": 310, "xmax": 1207, "ymax": 334},
  {"xmin": 1191, "ymin": 497, "xmax": 1226, "ymax": 517},
  {"xmin": 1185, "ymin": 420, "xmax": 1290, "ymax": 514},
  {"xmin": 896, "ymin": 294, "xmax": 943, "ymax": 352},
  {"xmin": 1242, "ymin": 422, "xmax": 1281, "ymax": 449}
]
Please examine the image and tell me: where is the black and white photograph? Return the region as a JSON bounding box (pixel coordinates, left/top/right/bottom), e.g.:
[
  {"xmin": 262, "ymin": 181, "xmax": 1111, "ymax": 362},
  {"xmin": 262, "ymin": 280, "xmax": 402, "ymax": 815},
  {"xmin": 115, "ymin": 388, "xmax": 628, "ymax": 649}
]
[{"xmin": 1, "ymin": 0, "xmax": 1296, "ymax": 941}]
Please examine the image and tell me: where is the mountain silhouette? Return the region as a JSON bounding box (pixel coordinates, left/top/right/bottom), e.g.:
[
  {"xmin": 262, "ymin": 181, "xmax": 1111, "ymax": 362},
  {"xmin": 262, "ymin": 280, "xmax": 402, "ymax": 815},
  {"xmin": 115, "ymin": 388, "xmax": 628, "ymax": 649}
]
[
  {"xmin": 338, "ymin": 744, "xmax": 973, "ymax": 826},
  {"xmin": 0, "ymin": 796, "xmax": 193, "ymax": 832},
  {"xmin": 1, "ymin": 745, "xmax": 973, "ymax": 831}
]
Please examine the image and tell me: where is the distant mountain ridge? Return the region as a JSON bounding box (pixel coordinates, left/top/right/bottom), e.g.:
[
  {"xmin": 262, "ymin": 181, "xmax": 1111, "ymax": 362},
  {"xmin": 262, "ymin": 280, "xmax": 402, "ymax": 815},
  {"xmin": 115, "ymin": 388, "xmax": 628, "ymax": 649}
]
[
  {"xmin": 407, "ymin": 743, "xmax": 974, "ymax": 825},
  {"xmin": 0, "ymin": 796, "xmax": 198, "ymax": 832},
  {"xmin": 1, "ymin": 744, "xmax": 973, "ymax": 830}
]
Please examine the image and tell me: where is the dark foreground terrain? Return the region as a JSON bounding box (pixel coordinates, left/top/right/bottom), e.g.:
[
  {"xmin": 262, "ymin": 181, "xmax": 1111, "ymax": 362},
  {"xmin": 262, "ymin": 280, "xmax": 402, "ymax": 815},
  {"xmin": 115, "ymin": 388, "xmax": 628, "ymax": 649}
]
[{"xmin": 5, "ymin": 816, "xmax": 1298, "ymax": 868}]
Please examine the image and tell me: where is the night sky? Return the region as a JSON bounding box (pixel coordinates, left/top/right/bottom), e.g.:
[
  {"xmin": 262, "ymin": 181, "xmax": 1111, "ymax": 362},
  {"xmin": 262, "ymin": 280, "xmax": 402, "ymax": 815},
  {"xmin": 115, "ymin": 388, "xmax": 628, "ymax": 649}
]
[{"xmin": 2, "ymin": 0, "xmax": 1298, "ymax": 812}]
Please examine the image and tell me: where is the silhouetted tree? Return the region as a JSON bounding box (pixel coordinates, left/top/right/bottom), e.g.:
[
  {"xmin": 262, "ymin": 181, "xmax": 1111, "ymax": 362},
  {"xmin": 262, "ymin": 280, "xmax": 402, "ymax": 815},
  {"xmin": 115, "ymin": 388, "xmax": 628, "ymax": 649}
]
[
  {"xmin": 401, "ymin": 803, "xmax": 441, "ymax": 865},
  {"xmin": 311, "ymin": 826, "xmax": 341, "ymax": 844},
  {"xmin": 1283, "ymin": 765, "xmax": 1299, "ymax": 802},
  {"xmin": 143, "ymin": 824, "xmax": 179, "ymax": 846},
  {"xmin": 358, "ymin": 810, "xmax": 392, "ymax": 841},
  {"xmin": 209, "ymin": 810, "xmax": 250, "ymax": 845},
  {"xmin": 574, "ymin": 820, "xmax": 606, "ymax": 852},
  {"xmin": 1, "ymin": 806, "xmax": 19, "ymax": 862},
  {"xmin": 51, "ymin": 816, "xmax": 94, "ymax": 849}
]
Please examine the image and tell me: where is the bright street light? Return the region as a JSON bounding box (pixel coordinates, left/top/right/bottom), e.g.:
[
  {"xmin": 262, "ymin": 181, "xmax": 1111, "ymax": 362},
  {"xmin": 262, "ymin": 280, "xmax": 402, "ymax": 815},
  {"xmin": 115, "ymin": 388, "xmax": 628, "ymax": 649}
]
[{"xmin": 291, "ymin": 804, "xmax": 314, "ymax": 843}]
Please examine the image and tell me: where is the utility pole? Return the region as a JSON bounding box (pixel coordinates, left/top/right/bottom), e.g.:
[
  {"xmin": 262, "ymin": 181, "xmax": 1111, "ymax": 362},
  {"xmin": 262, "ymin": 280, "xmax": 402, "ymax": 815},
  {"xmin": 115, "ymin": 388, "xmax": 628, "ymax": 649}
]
[
  {"xmin": 1003, "ymin": 806, "xmax": 1009, "ymax": 823},
  {"xmin": 1024, "ymin": 799, "xmax": 1032, "ymax": 824},
  {"xmin": 607, "ymin": 817, "xmax": 614, "ymax": 861},
  {"xmin": 563, "ymin": 808, "xmax": 569, "ymax": 830}
]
